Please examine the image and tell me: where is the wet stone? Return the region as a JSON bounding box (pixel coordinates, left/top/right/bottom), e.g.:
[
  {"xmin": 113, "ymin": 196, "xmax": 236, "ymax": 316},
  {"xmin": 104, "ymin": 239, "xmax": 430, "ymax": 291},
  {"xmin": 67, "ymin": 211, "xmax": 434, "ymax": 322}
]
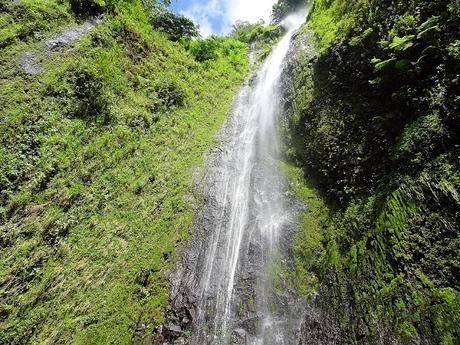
[
  {"xmin": 164, "ymin": 324, "xmax": 182, "ymax": 337},
  {"xmin": 232, "ymin": 328, "xmax": 247, "ymax": 342}
]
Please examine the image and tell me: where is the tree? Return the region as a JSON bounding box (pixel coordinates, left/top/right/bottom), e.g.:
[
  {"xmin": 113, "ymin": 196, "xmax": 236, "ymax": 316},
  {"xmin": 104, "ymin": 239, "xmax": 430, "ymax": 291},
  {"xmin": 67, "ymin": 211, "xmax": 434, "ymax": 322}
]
[
  {"xmin": 69, "ymin": 0, "xmax": 105, "ymax": 16},
  {"xmin": 230, "ymin": 20, "xmax": 264, "ymax": 43},
  {"xmin": 149, "ymin": 9, "xmax": 199, "ymax": 41},
  {"xmin": 142, "ymin": 0, "xmax": 171, "ymax": 9},
  {"xmin": 271, "ymin": 0, "xmax": 306, "ymax": 23},
  {"xmin": 188, "ymin": 37, "xmax": 219, "ymax": 62}
]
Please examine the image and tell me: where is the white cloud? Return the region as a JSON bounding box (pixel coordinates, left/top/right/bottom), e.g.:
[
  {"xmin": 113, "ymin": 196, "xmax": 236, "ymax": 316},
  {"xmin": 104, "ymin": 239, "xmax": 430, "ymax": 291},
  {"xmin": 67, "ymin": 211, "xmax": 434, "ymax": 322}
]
[
  {"xmin": 174, "ymin": 0, "xmax": 278, "ymax": 36},
  {"xmin": 181, "ymin": 9, "xmax": 215, "ymax": 37},
  {"xmin": 226, "ymin": 0, "xmax": 277, "ymax": 24},
  {"xmin": 177, "ymin": 0, "xmax": 223, "ymax": 37}
]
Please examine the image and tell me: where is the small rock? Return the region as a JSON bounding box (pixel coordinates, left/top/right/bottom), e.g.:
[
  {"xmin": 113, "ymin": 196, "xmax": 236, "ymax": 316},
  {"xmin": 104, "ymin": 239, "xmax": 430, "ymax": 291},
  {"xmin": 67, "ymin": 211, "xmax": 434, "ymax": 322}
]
[
  {"xmin": 233, "ymin": 328, "xmax": 247, "ymax": 339},
  {"xmin": 164, "ymin": 324, "xmax": 182, "ymax": 337}
]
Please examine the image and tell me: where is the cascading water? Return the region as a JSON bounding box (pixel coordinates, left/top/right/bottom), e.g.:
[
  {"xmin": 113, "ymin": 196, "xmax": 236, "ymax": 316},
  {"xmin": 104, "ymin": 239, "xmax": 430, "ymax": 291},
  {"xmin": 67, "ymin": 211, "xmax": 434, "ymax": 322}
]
[{"xmin": 167, "ymin": 10, "xmax": 307, "ymax": 345}]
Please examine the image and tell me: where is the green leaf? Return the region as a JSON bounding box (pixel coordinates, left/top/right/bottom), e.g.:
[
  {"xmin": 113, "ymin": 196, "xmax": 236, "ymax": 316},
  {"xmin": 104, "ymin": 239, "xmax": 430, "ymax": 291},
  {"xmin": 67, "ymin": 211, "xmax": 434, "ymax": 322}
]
[
  {"xmin": 447, "ymin": 40, "xmax": 460, "ymax": 59},
  {"xmin": 374, "ymin": 58, "xmax": 396, "ymax": 71},
  {"xmin": 417, "ymin": 25, "xmax": 440, "ymax": 39},
  {"xmin": 389, "ymin": 35, "xmax": 415, "ymax": 51},
  {"xmin": 417, "ymin": 16, "xmax": 440, "ymax": 32},
  {"xmin": 369, "ymin": 77, "xmax": 383, "ymax": 85}
]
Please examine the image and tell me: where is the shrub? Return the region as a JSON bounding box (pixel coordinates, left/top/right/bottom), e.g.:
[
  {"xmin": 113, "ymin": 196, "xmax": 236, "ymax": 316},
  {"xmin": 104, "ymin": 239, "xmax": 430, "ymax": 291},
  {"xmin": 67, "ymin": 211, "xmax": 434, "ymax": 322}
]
[
  {"xmin": 153, "ymin": 79, "xmax": 185, "ymax": 111},
  {"xmin": 448, "ymin": 40, "xmax": 460, "ymax": 59},
  {"xmin": 394, "ymin": 113, "xmax": 447, "ymax": 164},
  {"xmin": 187, "ymin": 37, "xmax": 219, "ymax": 62},
  {"xmin": 220, "ymin": 38, "xmax": 248, "ymax": 68},
  {"xmin": 1, "ymin": 0, "xmax": 71, "ymax": 45},
  {"xmin": 48, "ymin": 53, "xmax": 122, "ymax": 123},
  {"xmin": 70, "ymin": 64, "xmax": 108, "ymax": 117}
]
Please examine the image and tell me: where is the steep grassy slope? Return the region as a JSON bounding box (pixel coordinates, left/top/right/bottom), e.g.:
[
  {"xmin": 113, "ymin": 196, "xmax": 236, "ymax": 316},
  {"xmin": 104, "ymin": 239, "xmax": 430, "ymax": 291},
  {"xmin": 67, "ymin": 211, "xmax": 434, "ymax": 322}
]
[
  {"xmin": 283, "ymin": 0, "xmax": 459, "ymax": 343},
  {"xmin": 0, "ymin": 1, "xmax": 248, "ymax": 343}
]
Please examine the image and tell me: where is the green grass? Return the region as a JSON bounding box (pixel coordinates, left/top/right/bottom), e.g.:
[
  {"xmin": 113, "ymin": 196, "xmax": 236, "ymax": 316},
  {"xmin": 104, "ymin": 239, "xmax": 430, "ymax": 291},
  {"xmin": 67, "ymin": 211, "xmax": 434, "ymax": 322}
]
[
  {"xmin": 0, "ymin": 1, "xmax": 248, "ymax": 343},
  {"xmin": 0, "ymin": 0, "xmax": 72, "ymax": 48}
]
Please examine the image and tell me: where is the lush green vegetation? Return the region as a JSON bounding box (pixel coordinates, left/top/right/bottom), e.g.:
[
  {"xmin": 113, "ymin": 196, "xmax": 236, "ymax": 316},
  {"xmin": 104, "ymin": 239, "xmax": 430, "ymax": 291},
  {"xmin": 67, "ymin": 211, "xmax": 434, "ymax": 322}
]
[
  {"xmin": 307, "ymin": 0, "xmax": 362, "ymax": 50},
  {"xmin": 0, "ymin": 0, "xmax": 248, "ymax": 343},
  {"xmin": 271, "ymin": 0, "xmax": 306, "ymax": 23},
  {"xmin": 284, "ymin": 0, "xmax": 459, "ymax": 343},
  {"xmin": 281, "ymin": 162, "xmax": 335, "ymax": 296},
  {"xmin": 230, "ymin": 21, "xmax": 284, "ymax": 61},
  {"xmin": 2, "ymin": 0, "xmax": 458, "ymax": 343}
]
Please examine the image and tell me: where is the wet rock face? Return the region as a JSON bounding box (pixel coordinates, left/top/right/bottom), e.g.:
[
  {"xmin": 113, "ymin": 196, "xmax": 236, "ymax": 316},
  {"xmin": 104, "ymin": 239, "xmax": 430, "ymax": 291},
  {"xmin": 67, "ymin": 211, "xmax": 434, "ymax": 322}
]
[
  {"xmin": 16, "ymin": 51, "xmax": 42, "ymax": 74},
  {"xmin": 16, "ymin": 16, "xmax": 102, "ymax": 75},
  {"xmin": 154, "ymin": 274, "xmax": 198, "ymax": 343},
  {"xmin": 298, "ymin": 306, "xmax": 342, "ymax": 345},
  {"xmin": 159, "ymin": 99, "xmax": 306, "ymax": 344},
  {"xmin": 281, "ymin": 27, "xmax": 349, "ymax": 345},
  {"xmin": 158, "ymin": 21, "xmax": 345, "ymax": 345},
  {"xmin": 43, "ymin": 17, "xmax": 100, "ymax": 53}
]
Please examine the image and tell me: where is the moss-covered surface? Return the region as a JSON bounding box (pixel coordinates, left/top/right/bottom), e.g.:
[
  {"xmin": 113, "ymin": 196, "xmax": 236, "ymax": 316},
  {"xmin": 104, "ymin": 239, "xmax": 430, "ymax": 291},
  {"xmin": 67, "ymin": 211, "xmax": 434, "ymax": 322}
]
[
  {"xmin": 281, "ymin": 162, "xmax": 335, "ymax": 296},
  {"xmin": 284, "ymin": 0, "xmax": 459, "ymax": 343},
  {"xmin": 0, "ymin": 1, "xmax": 248, "ymax": 343},
  {"xmin": 231, "ymin": 22, "xmax": 284, "ymax": 62}
]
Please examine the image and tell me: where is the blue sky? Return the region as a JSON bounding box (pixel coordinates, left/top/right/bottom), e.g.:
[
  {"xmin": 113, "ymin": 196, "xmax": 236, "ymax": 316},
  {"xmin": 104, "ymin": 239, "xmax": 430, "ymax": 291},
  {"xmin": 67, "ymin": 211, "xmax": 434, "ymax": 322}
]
[{"xmin": 169, "ymin": 0, "xmax": 278, "ymax": 36}]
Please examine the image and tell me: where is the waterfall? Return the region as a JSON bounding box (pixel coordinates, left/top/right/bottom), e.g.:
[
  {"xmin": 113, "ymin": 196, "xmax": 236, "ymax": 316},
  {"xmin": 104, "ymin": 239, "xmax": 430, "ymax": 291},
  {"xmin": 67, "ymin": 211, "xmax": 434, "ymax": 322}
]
[{"xmin": 173, "ymin": 10, "xmax": 307, "ymax": 345}]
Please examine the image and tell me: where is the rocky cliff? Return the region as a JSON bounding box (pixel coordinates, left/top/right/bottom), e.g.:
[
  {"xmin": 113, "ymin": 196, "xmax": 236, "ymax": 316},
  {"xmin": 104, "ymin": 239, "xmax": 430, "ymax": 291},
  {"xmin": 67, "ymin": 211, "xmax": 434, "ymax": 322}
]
[{"xmin": 281, "ymin": 0, "xmax": 459, "ymax": 343}]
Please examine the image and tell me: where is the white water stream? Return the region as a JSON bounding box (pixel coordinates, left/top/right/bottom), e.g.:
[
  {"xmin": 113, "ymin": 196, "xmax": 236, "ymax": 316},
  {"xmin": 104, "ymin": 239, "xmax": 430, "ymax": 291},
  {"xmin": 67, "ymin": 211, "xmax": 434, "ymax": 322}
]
[{"xmin": 182, "ymin": 11, "xmax": 307, "ymax": 345}]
